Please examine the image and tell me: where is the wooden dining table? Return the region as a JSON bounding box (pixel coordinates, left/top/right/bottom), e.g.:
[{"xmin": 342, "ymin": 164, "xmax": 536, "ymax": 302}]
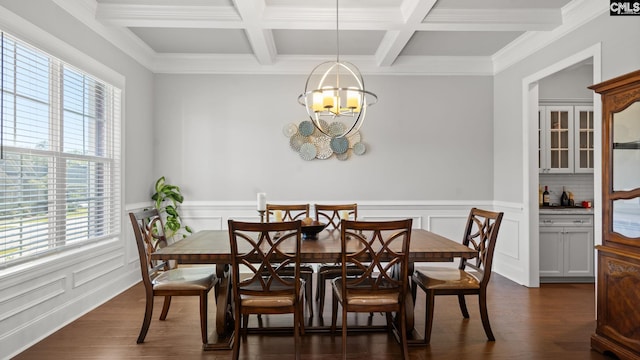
[{"xmin": 151, "ymin": 228, "xmax": 477, "ymax": 350}]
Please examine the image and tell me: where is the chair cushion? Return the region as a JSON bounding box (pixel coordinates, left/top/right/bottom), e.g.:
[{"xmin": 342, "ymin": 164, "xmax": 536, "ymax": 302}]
[
  {"xmin": 331, "ymin": 278, "xmax": 400, "ymax": 306},
  {"xmin": 152, "ymin": 267, "xmax": 217, "ymax": 291},
  {"xmin": 241, "ymin": 294, "xmax": 296, "ymax": 307},
  {"xmin": 413, "ymin": 267, "xmax": 480, "ymax": 290},
  {"xmin": 240, "ymin": 279, "xmax": 305, "ymax": 308}
]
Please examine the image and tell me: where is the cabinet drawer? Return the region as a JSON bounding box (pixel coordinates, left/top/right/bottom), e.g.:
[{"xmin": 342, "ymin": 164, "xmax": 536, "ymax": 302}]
[{"xmin": 540, "ymin": 215, "xmax": 593, "ymax": 227}]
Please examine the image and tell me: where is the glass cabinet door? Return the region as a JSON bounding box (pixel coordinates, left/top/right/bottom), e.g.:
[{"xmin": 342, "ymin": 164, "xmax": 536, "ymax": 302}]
[
  {"xmin": 575, "ymin": 106, "xmax": 594, "ymax": 172},
  {"xmin": 541, "ymin": 106, "xmax": 574, "ymax": 173},
  {"xmin": 549, "ymin": 109, "xmax": 571, "ymax": 170},
  {"xmin": 612, "ymin": 101, "xmax": 640, "ymax": 238}
]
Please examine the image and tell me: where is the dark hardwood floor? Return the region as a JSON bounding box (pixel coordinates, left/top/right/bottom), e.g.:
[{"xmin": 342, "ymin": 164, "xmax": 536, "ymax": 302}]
[{"xmin": 13, "ymin": 274, "xmax": 616, "ymax": 360}]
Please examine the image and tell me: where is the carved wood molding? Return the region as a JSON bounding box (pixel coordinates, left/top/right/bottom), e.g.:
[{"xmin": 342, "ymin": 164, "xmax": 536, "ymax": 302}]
[
  {"xmin": 611, "ymin": 87, "xmax": 640, "ymax": 110},
  {"xmin": 607, "ymin": 258, "xmax": 640, "ymax": 279}
]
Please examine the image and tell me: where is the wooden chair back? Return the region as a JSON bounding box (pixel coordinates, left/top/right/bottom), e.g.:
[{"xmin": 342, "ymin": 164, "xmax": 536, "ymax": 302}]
[
  {"xmin": 266, "ymin": 204, "xmax": 309, "ymax": 222},
  {"xmin": 459, "ymin": 208, "xmax": 504, "ymax": 286},
  {"xmin": 228, "ymin": 220, "xmax": 303, "ymax": 297},
  {"xmin": 314, "ymin": 204, "xmax": 357, "ymax": 229},
  {"xmin": 339, "ymin": 219, "xmax": 413, "ymax": 298},
  {"xmin": 129, "ymin": 209, "xmax": 171, "ymax": 289}
]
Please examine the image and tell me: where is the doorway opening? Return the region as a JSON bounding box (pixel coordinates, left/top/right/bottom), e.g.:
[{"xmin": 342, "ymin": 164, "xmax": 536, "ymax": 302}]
[{"xmin": 521, "ymin": 43, "xmax": 602, "ymax": 287}]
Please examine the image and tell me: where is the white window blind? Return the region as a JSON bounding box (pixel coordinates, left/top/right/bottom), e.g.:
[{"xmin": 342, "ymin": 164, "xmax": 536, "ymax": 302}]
[{"xmin": 0, "ymin": 31, "xmax": 121, "ymax": 267}]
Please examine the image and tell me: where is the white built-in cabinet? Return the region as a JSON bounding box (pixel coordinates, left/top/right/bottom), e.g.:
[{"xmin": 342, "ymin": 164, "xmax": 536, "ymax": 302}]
[
  {"xmin": 539, "ymin": 105, "xmax": 594, "ymax": 174},
  {"xmin": 539, "ymin": 214, "xmax": 594, "ymax": 281}
]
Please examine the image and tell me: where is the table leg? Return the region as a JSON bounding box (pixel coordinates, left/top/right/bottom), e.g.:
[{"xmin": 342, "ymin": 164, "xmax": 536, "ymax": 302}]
[{"xmin": 202, "ymin": 264, "xmax": 234, "ymax": 350}]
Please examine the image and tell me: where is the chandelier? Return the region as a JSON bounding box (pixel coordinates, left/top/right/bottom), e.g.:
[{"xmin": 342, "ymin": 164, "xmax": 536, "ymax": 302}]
[{"xmin": 297, "ymin": 0, "xmax": 377, "ymax": 139}]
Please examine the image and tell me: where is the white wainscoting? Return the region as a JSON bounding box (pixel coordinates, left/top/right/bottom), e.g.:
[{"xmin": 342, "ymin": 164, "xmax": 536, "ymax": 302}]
[{"xmin": 0, "ymin": 204, "xmax": 148, "ymax": 360}]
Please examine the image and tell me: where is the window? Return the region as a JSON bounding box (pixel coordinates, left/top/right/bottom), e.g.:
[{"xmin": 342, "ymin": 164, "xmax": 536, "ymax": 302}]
[{"xmin": 0, "ymin": 31, "xmax": 121, "ymax": 267}]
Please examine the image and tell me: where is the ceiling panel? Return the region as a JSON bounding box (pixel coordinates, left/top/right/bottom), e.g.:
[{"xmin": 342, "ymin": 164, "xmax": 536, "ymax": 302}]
[
  {"xmin": 401, "ymin": 31, "xmax": 523, "ymax": 56},
  {"xmin": 273, "ymin": 29, "xmax": 385, "ymax": 56}
]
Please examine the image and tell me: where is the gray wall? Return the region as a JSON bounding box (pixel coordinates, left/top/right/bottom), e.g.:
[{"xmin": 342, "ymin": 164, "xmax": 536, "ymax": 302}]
[{"xmin": 154, "ymin": 74, "xmax": 494, "ymax": 203}]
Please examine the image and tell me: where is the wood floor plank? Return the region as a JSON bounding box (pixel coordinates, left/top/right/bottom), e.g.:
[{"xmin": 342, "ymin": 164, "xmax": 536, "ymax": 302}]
[{"xmin": 12, "ymin": 274, "xmax": 616, "ymax": 359}]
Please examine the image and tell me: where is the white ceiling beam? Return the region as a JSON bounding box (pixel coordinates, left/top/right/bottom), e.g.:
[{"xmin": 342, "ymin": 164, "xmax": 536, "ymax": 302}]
[
  {"xmin": 95, "ymin": 3, "xmax": 242, "ymax": 28},
  {"xmin": 232, "ymin": 0, "xmax": 276, "ymax": 65},
  {"xmin": 375, "ymin": 0, "xmax": 437, "ymax": 67}
]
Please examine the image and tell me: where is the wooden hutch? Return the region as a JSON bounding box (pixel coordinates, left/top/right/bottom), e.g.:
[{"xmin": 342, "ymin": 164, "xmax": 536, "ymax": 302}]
[{"xmin": 589, "ymin": 69, "xmax": 640, "ymax": 360}]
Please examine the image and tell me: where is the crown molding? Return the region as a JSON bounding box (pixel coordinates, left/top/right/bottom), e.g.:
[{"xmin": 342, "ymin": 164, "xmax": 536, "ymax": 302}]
[
  {"xmin": 492, "ymin": 0, "xmax": 608, "ymax": 74},
  {"xmin": 149, "ymin": 54, "xmax": 494, "ymax": 76}
]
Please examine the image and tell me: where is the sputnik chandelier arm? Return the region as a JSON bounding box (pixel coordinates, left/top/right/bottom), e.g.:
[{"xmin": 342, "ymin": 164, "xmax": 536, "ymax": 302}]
[{"xmin": 297, "ymin": 0, "xmax": 377, "ymax": 139}]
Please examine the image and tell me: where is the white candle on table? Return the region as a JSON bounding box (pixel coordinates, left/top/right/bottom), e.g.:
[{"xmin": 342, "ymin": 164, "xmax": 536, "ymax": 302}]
[{"xmin": 257, "ymin": 193, "xmax": 266, "ymax": 211}]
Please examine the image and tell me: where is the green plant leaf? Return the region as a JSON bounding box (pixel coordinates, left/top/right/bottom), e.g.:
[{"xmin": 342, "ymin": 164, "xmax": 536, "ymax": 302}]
[
  {"xmin": 151, "ymin": 176, "xmax": 189, "ymax": 242},
  {"xmin": 165, "ymin": 205, "xmax": 178, "ymax": 217},
  {"xmin": 155, "ymin": 176, "xmax": 165, "ymax": 192}
]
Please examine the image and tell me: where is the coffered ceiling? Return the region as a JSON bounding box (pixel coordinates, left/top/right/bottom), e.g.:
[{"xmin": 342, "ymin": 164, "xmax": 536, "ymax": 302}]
[{"xmin": 51, "ymin": 0, "xmax": 600, "ymax": 75}]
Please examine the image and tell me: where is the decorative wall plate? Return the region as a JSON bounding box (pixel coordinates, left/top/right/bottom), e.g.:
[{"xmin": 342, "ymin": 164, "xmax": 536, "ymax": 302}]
[
  {"xmin": 289, "ymin": 133, "xmax": 305, "ymax": 151},
  {"xmin": 330, "ymin": 137, "xmax": 349, "ymax": 154},
  {"xmin": 328, "ymin": 122, "xmax": 346, "ymax": 137},
  {"xmin": 312, "ymin": 135, "xmax": 333, "ymax": 159},
  {"xmin": 353, "ymin": 142, "xmax": 366, "ymax": 155},
  {"xmin": 299, "ymin": 143, "xmax": 317, "ymax": 161},
  {"xmin": 282, "ymin": 123, "xmax": 298, "ymax": 137},
  {"xmin": 283, "ymin": 120, "xmax": 364, "ymax": 161},
  {"xmin": 299, "ymin": 121, "xmax": 315, "ymax": 136}
]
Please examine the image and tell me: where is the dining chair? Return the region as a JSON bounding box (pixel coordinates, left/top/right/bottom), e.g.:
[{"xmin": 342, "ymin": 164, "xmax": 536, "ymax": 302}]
[
  {"xmin": 411, "ymin": 207, "xmax": 504, "ymax": 345},
  {"xmin": 266, "ymin": 203, "xmax": 314, "ymax": 317},
  {"xmin": 331, "ymin": 219, "xmax": 413, "ymax": 360},
  {"xmin": 228, "ymin": 220, "xmax": 305, "ymax": 360},
  {"xmin": 129, "ymin": 209, "xmax": 218, "ymax": 344},
  {"xmin": 314, "ymin": 203, "xmax": 362, "ymax": 315}
]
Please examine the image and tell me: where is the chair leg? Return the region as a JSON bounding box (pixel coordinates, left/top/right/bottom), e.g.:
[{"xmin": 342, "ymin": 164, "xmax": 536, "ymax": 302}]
[
  {"xmin": 423, "ymin": 290, "xmax": 436, "ymax": 345},
  {"xmin": 479, "ymin": 289, "xmax": 495, "ymax": 341},
  {"xmin": 331, "ymin": 293, "xmax": 338, "ymax": 333},
  {"xmin": 159, "ymin": 295, "xmax": 172, "ymax": 320},
  {"xmin": 299, "ymin": 301, "xmax": 306, "ymax": 336},
  {"xmin": 304, "ymin": 273, "xmax": 313, "ymax": 317},
  {"xmin": 458, "ymin": 294, "xmax": 470, "ymax": 318},
  {"xmin": 341, "ymin": 306, "xmax": 348, "ymax": 360},
  {"xmin": 294, "ymin": 299, "xmax": 301, "ymax": 360},
  {"xmin": 385, "ymin": 312, "xmax": 393, "ymax": 330},
  {"xmin": 318, "ymin": 273, "xmax": 326, "ymax": 315},
  {"xmin": 199, "ymin": 293, "xmax": 208, "ymax": 344},
  {"xmin": 399, "ymin": 302, "xmax": 410, "ymax": 360},
  {"xmin": 410, "ymin": 277, "xmax": 417, "ymax": 305},
  {"xmin": 242, "ymin": 314, "xmax": 249, "ymax": 340},
  {"xmin": 137, "ymin": 293, "xmax": 154, "ymax": 344},
  {"xmin": 232, "ymin": 308, "xmax": 242, "ymax": 360}
]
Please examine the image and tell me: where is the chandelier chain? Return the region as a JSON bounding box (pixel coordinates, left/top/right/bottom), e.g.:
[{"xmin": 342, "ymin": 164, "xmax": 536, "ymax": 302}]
[{"xmin": 336, "ymin": 0, "xmax": 339, "ymax": 63}]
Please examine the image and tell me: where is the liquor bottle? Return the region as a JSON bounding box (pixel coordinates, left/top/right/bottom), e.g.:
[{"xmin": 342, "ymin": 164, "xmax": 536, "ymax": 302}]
[
  {"xmin": 539, "ymin": 186, "xmax": 543, "ymax": 206},
  {"xmin": 561, "ymin": 187, "xmax": 569, "ymax": 207},
  {"xmin": 543, "ymin": 186, "xmax": 550, "ymax": 206}
]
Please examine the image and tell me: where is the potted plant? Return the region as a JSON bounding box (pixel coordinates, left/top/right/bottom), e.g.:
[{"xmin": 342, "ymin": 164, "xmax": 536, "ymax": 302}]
[{"xmin": 151, "ymin": 176, "xmax": 192, "ymax": 240}]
